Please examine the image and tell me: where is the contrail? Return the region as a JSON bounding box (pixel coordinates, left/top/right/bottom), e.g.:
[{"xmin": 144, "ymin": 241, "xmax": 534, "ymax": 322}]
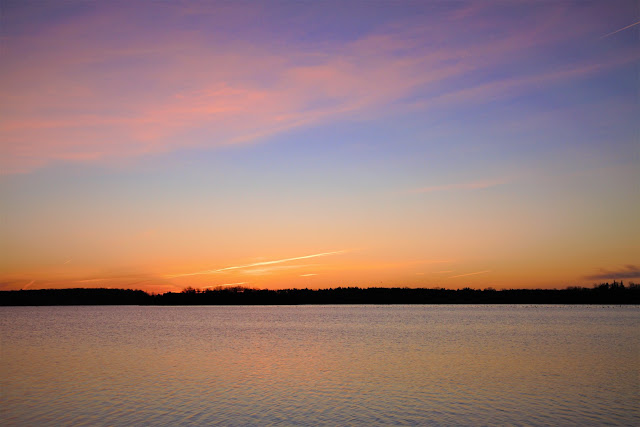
[
  {"xmin": 215, "ymin": 251, "xmax": 345, "ymax": 272},
  {"xmin": 448, "ymin": 270, "xmax": 491, "ymax": 279},
  {"xmin": 22, "ymin": 280, "xmax": 35, "ymax": 290},
  {"xmin": 166, "ymin": 250, "xmax": 346, "ymax": 278},
  {"xmin": 601, "ymin": 20, "xmax": 640, "ymax": 38}
]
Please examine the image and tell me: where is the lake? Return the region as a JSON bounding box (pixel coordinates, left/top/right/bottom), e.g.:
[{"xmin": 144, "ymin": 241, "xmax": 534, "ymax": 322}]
[{"xmin": 1, "ymin": 305, "xmax": 638, "ymax": 425}]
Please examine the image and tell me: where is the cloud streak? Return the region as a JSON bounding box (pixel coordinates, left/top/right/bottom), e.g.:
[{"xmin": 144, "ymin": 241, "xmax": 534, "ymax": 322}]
[
  {"xmin": 601, "ymin": 20, "xmax": 640, "ymax": 38},
  {"xmin": 165, "ymin": 250, "xmax": 346, "ymax": 278},
  {"xmin": 449, "ymin": 270, "xmax": 491, "ymax": 279},
  {"xmin": 584, "ymin": 265, "xmax": 640, "ymax": 281},
  {"xmin": 1, "ymin": 2, "xmax": 633, "ymax": 174}
]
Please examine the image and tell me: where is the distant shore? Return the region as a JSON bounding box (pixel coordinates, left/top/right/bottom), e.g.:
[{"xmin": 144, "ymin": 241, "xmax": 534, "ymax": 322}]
[{"xmin": 1, "ymin": 282, "xmax": 638, "ymax": 305}]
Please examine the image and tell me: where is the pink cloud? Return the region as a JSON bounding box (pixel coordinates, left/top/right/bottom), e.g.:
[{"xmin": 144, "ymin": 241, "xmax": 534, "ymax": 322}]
[{"xmin": 1, "ymin": 2, "xmax": 631, "ymax": 174}]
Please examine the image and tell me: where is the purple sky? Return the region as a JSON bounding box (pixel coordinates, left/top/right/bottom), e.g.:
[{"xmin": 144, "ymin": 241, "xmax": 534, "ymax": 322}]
[{"xmin": 1, "ymin": 1, "xmax": 638, "ymax": 291}]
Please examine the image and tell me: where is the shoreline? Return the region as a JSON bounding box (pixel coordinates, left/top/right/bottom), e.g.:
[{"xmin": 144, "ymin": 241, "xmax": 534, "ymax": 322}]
[{"xmin": 2, "ymin": 283, "xmax": 638, "ymax": 306}]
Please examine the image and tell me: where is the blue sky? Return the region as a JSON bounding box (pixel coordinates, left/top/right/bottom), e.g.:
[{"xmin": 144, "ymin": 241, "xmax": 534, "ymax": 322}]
[{"xmin": 1, "ymin": 1, "xmax": 638, "ymax": 291}]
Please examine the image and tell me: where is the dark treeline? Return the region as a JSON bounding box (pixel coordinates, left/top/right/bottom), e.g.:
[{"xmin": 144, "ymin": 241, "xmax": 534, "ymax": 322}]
[
  {"xmin": 0, "ymin": 288, "xmax": 150, "ymax": 306},
  {"xmin": 1, "ymin": 281, "xmax": 639, "ymax": 305}
]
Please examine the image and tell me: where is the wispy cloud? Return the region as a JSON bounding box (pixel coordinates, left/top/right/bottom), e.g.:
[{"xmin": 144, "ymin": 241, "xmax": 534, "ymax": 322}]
[
  {"xmin": 584, "ymin": 265, "xmax": 640, "ymax": 281},
  {"xmin": 1, "ymin": 272, "xmax": 178, "ymax": 292},
  {"xmin": 165, "ymin": 250, "xmax": 346, "ymax": 278},
  {"xmin": 601, "ymin": 20, "xmax": 640, "ymax": 38},
  {"xmin": 71, "ymin": 272, "xmax": 177, "ymax": 289},
  {"xmin": 241, "ymin": 264, "xmax": 316, "ymax": 276},
  {"xmin": 216, "ymin": 252, "xmax": 344, "ymax": 272},
  {"xmin": 1, "ymin": 2, "xmax": 632, "ymax": 174},
  {"xmin": 300, "ymin": 273, "xmax": 317, "ymax": 277},
  {"xmin": 449, "ymin": 270, "xmax": 491, "ymax": 279},
  {"xmin": 344, "ymin": 259, "xmax": 454, "ymax": 272}
]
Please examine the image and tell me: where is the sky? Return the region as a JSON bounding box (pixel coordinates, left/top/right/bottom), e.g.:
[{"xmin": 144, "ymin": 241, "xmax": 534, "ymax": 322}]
[{"xmin": 1, "ymin": 0, "xmax": 638, "ymax": 293}]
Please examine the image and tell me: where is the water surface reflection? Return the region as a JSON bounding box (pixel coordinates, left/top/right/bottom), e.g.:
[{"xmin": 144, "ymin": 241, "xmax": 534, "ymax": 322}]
[{"xmin": 1, "ymin": 305, "xmax": 638, "ymax": 425}]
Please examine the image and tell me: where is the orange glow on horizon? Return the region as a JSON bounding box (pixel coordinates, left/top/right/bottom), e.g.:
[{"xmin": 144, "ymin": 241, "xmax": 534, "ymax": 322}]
[{"xmin": 1, "ymin": 2, "xmax": 637, "ymax": 293}]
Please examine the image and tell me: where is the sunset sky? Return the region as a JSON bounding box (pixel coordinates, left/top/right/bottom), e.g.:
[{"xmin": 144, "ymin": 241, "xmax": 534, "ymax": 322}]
[{"xmin": 1, "ymin": 0, "xmax": 638, "ymax": 292}]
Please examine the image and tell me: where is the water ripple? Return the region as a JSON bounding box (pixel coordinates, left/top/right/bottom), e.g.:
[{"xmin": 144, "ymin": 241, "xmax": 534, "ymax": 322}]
[{"xmin": 1, "ymin": 305, "xmax": 638, "ymax": 426}]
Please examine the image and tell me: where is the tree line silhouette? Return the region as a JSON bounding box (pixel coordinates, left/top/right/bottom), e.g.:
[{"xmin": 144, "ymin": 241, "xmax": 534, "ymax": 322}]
[{"xmin": 1, "ymin": 281, "xmax": 638, "ymax": 305}]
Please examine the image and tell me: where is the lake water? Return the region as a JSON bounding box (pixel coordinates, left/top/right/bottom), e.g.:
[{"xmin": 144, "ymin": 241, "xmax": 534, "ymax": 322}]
[{"xmin": 1, "ymin": 305, "xmax": 638, "ymax": 426}]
